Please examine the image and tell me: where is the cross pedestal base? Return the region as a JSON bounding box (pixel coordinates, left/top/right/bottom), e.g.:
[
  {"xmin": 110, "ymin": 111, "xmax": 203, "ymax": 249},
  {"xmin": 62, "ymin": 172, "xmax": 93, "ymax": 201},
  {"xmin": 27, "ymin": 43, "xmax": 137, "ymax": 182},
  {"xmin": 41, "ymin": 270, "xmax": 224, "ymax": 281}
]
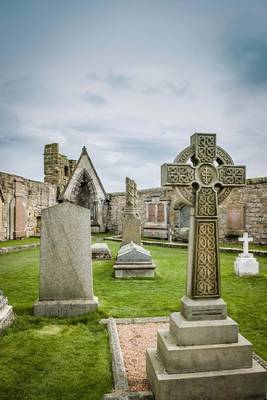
[
  {"xmin": 234, "ymin": 254, "xmax": 259, "ymax": 276},
  {"xmin": 181, "ymin": 295, "xmax": 227, "ymax": 321},
  {"xmin": 146, "ymin": 300, "xmax": 267, "ymax": 400}
]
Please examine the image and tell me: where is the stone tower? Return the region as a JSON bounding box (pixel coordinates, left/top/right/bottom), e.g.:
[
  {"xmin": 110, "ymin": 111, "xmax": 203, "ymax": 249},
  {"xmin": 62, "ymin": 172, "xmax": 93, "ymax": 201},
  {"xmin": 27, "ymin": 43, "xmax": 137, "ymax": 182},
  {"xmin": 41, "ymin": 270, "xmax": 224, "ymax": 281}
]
[{"xmin": 44, "ymin": 143, "xmax": 76, "ymax": 196}]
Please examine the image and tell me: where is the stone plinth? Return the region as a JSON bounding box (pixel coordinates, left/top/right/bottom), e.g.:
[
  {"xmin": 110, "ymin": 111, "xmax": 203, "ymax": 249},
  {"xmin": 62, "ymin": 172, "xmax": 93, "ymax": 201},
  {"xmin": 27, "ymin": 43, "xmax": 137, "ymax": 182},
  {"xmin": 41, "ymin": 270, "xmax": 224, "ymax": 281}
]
[
  {"xmin": 146, "ymin": 301, "xmax": 267, "ymax": 400},
  {"xmin": 92, "ymin": 243, "xmax": 112, "ymax": 259},
  {"xmin": 0, "ymin": 292, "xmax": 15, "ymax": 333},
  {"xmin": 113, "ymin": 241, "xmax": 155, "ymax": 278},
  {"xmin": 234, "ymin": 253, "xmax": 259, "ymax": 276},
  {"xmin": 33, "ymin": 202, "xmax": 98, "ymax": 317}
]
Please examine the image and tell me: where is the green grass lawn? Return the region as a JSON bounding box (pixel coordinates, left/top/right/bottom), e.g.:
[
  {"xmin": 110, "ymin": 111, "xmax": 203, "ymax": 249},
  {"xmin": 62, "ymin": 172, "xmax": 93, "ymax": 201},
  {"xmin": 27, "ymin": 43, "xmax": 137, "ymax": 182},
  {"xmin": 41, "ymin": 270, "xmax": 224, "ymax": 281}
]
[
  {"xmin": 0, "ymin": 238, "xmax": 266, "ymax": 399},
  {"xmin": 0, "ymin": 237, "xmax": 40, "ymax": 247}
]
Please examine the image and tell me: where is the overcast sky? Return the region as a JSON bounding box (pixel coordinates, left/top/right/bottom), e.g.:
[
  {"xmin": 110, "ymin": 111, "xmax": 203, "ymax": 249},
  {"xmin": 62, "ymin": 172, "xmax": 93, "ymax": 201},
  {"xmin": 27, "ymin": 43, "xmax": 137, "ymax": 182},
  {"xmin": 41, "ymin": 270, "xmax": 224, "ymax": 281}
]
[{"xmin": 0, "ymin": 1, "xmax": 266, "ymax": 192}]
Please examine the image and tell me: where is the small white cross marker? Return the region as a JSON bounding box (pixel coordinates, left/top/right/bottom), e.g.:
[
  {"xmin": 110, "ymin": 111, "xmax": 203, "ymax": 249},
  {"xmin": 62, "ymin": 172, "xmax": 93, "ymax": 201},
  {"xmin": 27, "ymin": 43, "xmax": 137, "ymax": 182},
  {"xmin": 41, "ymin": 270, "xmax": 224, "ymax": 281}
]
[{"xmin": 238, "ymin": 232, "xmax": 253, "ymax": 257}]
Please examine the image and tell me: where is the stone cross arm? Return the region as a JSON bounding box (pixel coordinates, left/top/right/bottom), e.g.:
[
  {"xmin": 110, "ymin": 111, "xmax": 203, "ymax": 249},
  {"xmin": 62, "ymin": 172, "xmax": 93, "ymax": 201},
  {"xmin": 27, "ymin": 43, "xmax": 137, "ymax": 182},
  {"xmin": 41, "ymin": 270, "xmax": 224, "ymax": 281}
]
[{"xmin": 161, "ymin": 163, "xmax": 246, "ymax": 188}]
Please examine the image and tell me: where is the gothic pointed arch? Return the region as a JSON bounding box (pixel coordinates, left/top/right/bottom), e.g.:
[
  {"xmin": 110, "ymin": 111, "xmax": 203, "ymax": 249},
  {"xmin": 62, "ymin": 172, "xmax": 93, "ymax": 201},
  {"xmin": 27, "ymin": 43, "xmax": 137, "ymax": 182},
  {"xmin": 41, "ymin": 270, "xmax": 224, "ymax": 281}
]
[
  {"xmin": 70, "ymin": 168, "xmax": 96, "ymax": 209},
  {"xmin": 60, "ymin": 146, "xmax": 106, "ymax": 231}
]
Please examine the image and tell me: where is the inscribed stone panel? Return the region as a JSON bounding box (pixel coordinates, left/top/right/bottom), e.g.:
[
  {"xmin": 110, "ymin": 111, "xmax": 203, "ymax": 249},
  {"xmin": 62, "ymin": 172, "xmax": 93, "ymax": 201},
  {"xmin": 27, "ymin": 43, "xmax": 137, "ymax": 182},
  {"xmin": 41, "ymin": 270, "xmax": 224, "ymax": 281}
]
[
  {"xmin": 157, "ymin": 203, "xmax": 165, "ymax": 223},
  {"xmin": 227, "ymin": 204, "xmax": 245, "ymax": 233},
  {"xmin": 148, "ymin": 204, "xmax": 156, "ymax": 223}
]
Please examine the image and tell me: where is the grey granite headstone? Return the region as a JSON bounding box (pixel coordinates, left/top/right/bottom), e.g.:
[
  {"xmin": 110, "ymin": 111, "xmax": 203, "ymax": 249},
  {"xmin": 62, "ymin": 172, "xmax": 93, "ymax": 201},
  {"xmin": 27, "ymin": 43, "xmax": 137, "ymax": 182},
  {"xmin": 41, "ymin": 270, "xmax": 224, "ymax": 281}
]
[{"xmin": 33, "ymin": 202, "xmax": 98, "ymax": 317}]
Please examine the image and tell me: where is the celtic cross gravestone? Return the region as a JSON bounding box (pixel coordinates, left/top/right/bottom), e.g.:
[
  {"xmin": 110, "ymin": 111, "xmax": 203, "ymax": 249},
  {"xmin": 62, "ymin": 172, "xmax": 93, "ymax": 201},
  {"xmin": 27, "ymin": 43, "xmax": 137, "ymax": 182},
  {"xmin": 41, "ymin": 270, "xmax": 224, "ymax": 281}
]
[
  {"xmin": 147, "ymin": 133, "xmax": 267, "ymax": 400},
  {"xmin": 161, "ymin": 133, "xmax": 246, "ymax": 299}
]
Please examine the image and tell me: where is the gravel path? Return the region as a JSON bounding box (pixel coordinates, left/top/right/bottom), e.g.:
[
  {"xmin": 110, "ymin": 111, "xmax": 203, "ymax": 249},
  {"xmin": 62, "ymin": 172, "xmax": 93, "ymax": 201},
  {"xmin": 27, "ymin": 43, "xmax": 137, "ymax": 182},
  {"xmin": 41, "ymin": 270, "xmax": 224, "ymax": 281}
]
[{"xmin": 117, "ymin": 322, "xmax": 168, "ymax": 392}]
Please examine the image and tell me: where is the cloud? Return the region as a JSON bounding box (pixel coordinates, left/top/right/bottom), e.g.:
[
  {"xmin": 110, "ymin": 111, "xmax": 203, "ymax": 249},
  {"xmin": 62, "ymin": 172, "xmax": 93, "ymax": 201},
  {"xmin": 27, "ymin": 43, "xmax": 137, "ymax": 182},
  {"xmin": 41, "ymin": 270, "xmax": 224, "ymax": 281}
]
[
  {"xmin": 88, "ymin": 70, "xmax": 192, "ymax": 99},
  {"xmin": 88, "ymin": 72, "xmax": 134, "ymax": 90},
  {"xmin": 81, "ymin": 92, "xmax": 107, "ymax": 105},
  {"xmin": 222, "ymin": 35, "xmax": 267, "ymax": 89},
  {"xmin": 0, "ymin": 75, "xmax": 47, "ymax": 105}
]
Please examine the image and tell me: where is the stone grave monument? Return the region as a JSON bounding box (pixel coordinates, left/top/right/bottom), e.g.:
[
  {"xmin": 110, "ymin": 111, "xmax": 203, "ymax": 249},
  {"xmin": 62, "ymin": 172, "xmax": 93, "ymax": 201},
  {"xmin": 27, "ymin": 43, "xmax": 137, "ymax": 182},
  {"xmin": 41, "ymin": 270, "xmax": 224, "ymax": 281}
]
[
  {"xmin": 0, "ymin": 289, "xmax": 15, "ymax": 333},
  {"xmin": 113, "ymin": 177, "xmax": 155, "ymax": 278},
  {"xmin": 121, "ymin": 177, "xmax": 141, "ymax": 246},
  {"xmin": 33, "ymin": 202, "xmax": 98, "ymax": 317},
  {"xmin": 146, "ymin": 133, "xmax": 267, "ymax": 400},
  {"xmin": 92, "ymin": 242, "xmax": 112, "ymax": 260},
  {"xmin": 234, "ymin": 232, "xmax": 259, "ymax": 276}
]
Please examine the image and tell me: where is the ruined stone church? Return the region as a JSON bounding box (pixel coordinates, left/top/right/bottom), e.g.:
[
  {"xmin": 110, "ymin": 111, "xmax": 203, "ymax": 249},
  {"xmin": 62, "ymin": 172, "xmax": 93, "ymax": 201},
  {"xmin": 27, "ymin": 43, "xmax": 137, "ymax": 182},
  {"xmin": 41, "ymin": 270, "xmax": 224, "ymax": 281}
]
[{"xmin": 0, "ymin": 143, "xmax": 266, "ymax": 244}]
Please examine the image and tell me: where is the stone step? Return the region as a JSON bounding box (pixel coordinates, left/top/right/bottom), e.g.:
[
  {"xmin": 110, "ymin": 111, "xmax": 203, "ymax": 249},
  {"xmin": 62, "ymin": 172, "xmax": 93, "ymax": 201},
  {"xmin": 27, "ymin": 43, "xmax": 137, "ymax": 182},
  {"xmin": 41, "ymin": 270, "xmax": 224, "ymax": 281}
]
[
  {"xmin": 113, "ymin": 262, "xmax": 155, "ymax": 278},
  {"xmin": 157, "ymin": 329, "xmax": 252, "ymax": 374},
  {"xmin": 170, "ymin": 312, "xmax": 239, "ymax": 346},
  {"xmin": 146, "ymin": 348, "xmax": 267, "ymax": 400}
]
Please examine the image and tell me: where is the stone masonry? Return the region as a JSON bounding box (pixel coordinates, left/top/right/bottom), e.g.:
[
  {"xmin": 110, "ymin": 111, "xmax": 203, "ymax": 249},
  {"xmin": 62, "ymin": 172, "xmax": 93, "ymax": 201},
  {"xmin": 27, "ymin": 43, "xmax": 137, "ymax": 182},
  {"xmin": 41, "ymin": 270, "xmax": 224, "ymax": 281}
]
[{"xmin": 0, "ymin": 144, "xmax": 266, "ymax": 244}]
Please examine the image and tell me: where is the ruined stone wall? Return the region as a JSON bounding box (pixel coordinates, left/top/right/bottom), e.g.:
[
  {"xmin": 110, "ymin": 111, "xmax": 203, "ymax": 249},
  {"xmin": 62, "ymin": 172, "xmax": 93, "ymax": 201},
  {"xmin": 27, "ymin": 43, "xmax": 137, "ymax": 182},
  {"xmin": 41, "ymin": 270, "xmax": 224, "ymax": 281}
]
[
  {"xmin": 107, "ymin": 187, "xmax": 170, "ymax": 234},
  {"xmin": 108, "ymin": 178, "xmax": 267, "ymax": 244},
  {"xmin": 218, "ymin": 177, "xmax": 267, "ymax": 244},
  {"xmin": 0, "ymin": 172, "xmax": 57, "ymax": 240},
  {"xmin": 44, "ymin": 143, "xmax": 76, "ymax": 195}
]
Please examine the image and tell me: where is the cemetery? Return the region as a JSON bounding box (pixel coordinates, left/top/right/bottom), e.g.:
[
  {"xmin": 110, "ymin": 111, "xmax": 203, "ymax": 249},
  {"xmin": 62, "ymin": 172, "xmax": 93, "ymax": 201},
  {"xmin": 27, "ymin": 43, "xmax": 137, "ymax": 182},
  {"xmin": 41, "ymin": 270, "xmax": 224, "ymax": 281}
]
[{"xmin": 0, "ymin": 132, "xmax": 266, "ymax": 400}]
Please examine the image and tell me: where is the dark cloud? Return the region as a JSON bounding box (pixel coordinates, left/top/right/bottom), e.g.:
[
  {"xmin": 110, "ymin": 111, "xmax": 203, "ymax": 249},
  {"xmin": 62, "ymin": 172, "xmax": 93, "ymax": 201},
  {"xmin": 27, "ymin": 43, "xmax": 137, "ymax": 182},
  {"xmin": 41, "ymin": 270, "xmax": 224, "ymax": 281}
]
[
  {"xmin": 81, "ymin": 92, "xmax": 107, "ymax": 105},
  {"xmin": 224, "ymin": 37, "xmax": 267, "ymax": 88}
]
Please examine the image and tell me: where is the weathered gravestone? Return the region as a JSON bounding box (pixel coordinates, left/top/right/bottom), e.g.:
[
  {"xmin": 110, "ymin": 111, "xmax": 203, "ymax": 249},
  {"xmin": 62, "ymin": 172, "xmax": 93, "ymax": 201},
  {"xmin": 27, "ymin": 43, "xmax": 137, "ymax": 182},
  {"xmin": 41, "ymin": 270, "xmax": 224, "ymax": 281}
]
[
  {"xmin": 146, "ymin": 133, "xmax": 266, "ymax": 400},
  {"xmin": 33, "ymin": 202, "xmax": 98, "ymax": 317},
  {"xmin": 114, "ymin": 241, "xmax": 155, "ymax": 278},
  {"xmin": 234, "ymin": 232, "xmax": 259, "ymax": 276},
  {"xmin": 92, "ymin": 242, "xmax": 112, "ymax": 260},
  {"xmin": 0, "ymin": 289, "xmax": 15, "ymax": 333},
  {"xmin": 114, "ymin": 177, "xmax": 155, "ymax": 278},
  {"xmin": 121, "ymin": 177, "xmax": 141, "ymax": 246}
]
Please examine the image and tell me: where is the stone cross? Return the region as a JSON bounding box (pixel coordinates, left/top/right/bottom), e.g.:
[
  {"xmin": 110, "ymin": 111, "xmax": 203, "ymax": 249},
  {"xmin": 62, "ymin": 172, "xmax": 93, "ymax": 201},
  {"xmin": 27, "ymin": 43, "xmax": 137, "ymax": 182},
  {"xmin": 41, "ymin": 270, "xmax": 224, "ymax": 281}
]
[
  {"xmin": 238, "ymin": 232, "xmax": 253, "ymax": 257},
  {"xmin": 161, "ymin": 133, "xmax": 246, "ymax": 299}
]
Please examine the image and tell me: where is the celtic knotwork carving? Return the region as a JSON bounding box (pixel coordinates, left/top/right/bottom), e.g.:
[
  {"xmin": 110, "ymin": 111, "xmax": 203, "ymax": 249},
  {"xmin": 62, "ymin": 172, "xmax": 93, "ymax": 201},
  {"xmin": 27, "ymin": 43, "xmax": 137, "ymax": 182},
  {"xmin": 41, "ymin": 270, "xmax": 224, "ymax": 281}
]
[
  {"xmin": 197, "ymin": 135, "xmax": 216, "ymax": 163},
  {"xmin": 178, "ymin": 186, "xmax": 194, "ymax": 206},
  {"xmin": 167, "ymin": 165, "xmax": 195, "ymax": 184},
  {"xmin": 197, "ymin": 188, "xmax": 217, "ymax": 217},
  {"xmin": 219, "ymin": 166, "xmax": 246, "ymax": 186},
  {"xmin": 218, "ymin": 187, "xmax": 232, "ymax": 203},
  {"xmin": 126, "ymin": 177, "xmax": 137, "ymax": 207},
  {"xmin": 174, "ymin": 145, "xmax": 194, "ymax": 163},
  {"xmin": 216, "ymin": 146, "xmax": 234, "ymax": 165},
  {"xmin": 194, "ymin": 221, "xmax": 219, "ymax": 297}
]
